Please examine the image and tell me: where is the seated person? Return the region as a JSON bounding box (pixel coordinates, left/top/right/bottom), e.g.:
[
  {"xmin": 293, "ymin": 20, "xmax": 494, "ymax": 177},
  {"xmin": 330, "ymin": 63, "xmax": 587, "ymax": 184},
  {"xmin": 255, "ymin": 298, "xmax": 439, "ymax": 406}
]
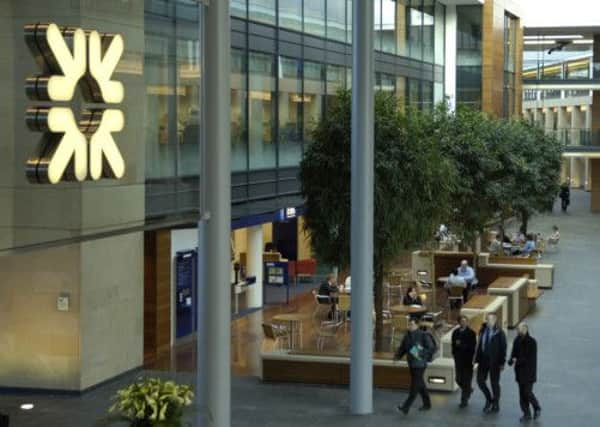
[
  {"xmin": 548, "ymin": 225, "xmax": 560, "ymax": 244},
  {"xmin": 522, "ymin": 234, "xmax": 536, "ymax": 256},
  {"xmin": 445, "ymin": 269, "xmax": 470, "ymax": 303},
  {"xmin": 457, "ymin": 259, "xmax": 478, "ymax": 288},
  {"xmin": 403, "ymin": 286, "xmax": 423, "ymax": 306},
  {"xmin": 488, "ymin": 234, "xmax": 503, "ymax": 255},
  {"xmin": 318, "ymin": 274, "xmax": 338, "ymax": 297},
  {"xmin": 343, "ymin": 275, "xmax": 351, "ymax": 293},
  {"xmin": 514, "ymin": 230, "xmax": 526, "ymax": 245}
]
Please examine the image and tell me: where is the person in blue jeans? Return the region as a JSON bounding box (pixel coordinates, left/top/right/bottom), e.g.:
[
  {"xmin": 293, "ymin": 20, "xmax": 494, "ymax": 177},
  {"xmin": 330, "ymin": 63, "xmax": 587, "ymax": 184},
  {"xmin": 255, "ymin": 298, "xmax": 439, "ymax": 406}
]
[{"xmin": 475, "ymin": 313, "xmax": 507, "ymax": 414}]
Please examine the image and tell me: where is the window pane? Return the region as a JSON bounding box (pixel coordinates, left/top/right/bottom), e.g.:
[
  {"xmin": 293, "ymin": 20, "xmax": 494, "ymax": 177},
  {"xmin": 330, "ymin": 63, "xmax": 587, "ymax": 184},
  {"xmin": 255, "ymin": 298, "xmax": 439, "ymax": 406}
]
[
  {"xmin": 249, "ymin": 0, "xmax": 275, "ymax": 25},
  {"xmin": 326, "ymin": 64, "xmax": 345, "ymax": 107},
  {"xmin": 374, "ymin": 0, "xmax": 382, "ymax": 51},
  {"xmin": 396, "ymin": 76, "xmax": 406, "ymax": 111},
  {"xmin": 327, "ymin": 0, "xmax": 346, "ymax": 42},
  {"xmin": 304, "ymin": 0, "xmax": 325, "ymax": 37},
  {"xmin": 456, "ymin": 5, "xmax": 482, "ymax": 109},
  {"xmin": 231, "ymin": 49, "xmax": 247, "ymax": 172},
  {"xmin": 231, "ymin": 0, "xmax": 246, "ymax": 18},
  {"xmin": 381, "ymin": 0, "xmax": 397, "ymax": 54},
  {"xmin": 347, "ymin": 0, "xmax": 353, "ymax": 44},
  {"xmin": 423, "ymin": 0, "xmax": 434, "ymax": 63},
  {"xmin": 249, "ymin": 52, "xmax": 276, "ymax": 170},
  {"xmin": 421, "ymin": 81, "xmax": 433, "ymax": 111},
  {"xmin": 434, "ymin": 1, "xmax": 445, "ymax": 65},
  {"xmin": 278, "ymin": 57, "xmax": 302, "ymax": 167},
  {"xmin": 408, "ymin": 0, "xmax": 423, "ymax": 60},
  {"xmin": 380, "ymin": 73, "xmax": 395, "ymax": 93},
  {"xmin": 279, "ymin": 0, "xmax": 302, "ymax": 32},
  {"xmin": 407, "ymin": 78, "xmax": 420, "ymax": 107},
  {"xmin": 304, "ymin": 61, "xmax": 325, "ymax": 148}
]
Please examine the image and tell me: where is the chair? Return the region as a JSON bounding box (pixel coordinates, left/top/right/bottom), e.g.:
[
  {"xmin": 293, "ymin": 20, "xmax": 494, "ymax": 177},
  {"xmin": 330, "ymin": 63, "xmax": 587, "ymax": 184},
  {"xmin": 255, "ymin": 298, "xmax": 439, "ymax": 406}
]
[
  {"xmin": 390, "ymin": 315, "xmax": 410, "ymax": 348},
  {"xmin": 316, "ymin": 320, "xmax": 344, "ymax": 351},
  {"xmin": 262, "ymin": 323, "xmax": 290, "ymax": 352},
  {"xmin": 338, "ymin": 294, "xmax": 351, "ymax": 326},
  {"xmin": 421, "ymin": 311, "xmax": 443, "ymax": 330},
  {"xmin": 447, "ymin": 286, "xmax": 465, "ymax": 320}
]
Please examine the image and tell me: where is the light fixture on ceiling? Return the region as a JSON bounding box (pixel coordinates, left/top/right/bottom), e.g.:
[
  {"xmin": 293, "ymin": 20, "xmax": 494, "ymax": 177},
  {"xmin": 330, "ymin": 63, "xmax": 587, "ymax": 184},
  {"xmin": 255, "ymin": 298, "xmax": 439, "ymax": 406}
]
[
  {"xmin": 524, "ymin": 35, "xmax": 584, "ymax": 40},
  {"xmin": 20, "ymin": 403, "xmax": 34, "ymax": 411}
]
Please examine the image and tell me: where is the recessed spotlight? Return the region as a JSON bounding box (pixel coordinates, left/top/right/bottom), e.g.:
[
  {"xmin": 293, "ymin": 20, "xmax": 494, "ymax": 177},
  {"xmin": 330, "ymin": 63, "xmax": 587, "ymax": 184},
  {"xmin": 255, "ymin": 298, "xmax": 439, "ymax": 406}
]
[{"xmin": 20, "ymin": 403, "xmax": 34, "ymax": 411}]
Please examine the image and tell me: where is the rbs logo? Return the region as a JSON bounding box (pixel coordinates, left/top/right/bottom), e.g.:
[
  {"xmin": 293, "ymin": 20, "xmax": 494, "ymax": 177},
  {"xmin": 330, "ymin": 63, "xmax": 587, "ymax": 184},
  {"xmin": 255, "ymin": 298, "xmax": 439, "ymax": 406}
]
[{"xmin": 25, "ymin": 23, "xmax": 125, "ymax": 184}]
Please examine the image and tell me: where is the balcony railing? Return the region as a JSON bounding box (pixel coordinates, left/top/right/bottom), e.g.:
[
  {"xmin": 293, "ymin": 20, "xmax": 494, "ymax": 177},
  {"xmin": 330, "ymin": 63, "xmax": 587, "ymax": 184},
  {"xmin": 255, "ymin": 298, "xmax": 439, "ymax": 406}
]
[{"xmin": 546, "ymin": 128, "xmax": 600, "ymax": 148}]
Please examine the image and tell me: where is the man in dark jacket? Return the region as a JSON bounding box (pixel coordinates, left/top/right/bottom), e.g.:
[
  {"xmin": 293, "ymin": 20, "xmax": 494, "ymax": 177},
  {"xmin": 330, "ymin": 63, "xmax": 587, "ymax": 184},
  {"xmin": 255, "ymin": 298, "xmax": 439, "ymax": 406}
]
[
  {"xmin": 559, "ymin": 182, "xmax": 570, "ymax": 212},
  {"xmin": 452, "ymin": 315, "xmax": 477, "ymax": 408},
  {"xmin": 509, "ymin": 323, "xmax": 541, "ymax": 421},
  {"xmin": 394, "ymin": 318, "xmax": 434, "ymax": 415},
  {"xmin": 475, "ymin": 313, "xmax": 507, "ymax": 414}
]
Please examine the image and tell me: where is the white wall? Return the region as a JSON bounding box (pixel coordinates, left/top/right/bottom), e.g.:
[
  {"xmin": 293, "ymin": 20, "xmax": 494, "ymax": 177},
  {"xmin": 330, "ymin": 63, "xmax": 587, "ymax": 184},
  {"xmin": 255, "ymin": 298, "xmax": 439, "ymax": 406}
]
[{"xmin": 170, "ymin": 228, "xmax": 198, "ymax": 345}]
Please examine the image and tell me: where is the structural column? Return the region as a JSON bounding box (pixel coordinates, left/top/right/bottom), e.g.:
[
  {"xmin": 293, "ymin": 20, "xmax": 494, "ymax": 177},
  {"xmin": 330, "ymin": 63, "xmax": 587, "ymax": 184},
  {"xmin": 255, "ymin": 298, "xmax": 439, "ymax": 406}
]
[
  {"xmin": 246, "ymin": 225, "xmax": 263, "ymax": 308},
  {"xmin": 350, "ymin": 0, "xmax": 374, "ymax": 415},
  {"xmin": 444, "ymin": 4, "xmax": 457, "ymax": 111},
  {"xmin": 198, "ymin": 0, "xmax": 231, "ymax": 426}
]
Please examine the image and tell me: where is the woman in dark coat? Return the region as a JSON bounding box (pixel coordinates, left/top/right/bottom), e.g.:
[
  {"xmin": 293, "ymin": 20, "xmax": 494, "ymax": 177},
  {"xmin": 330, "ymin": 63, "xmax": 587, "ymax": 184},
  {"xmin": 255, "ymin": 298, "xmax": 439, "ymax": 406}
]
[{"xmin": 509, "ymin": 323, "xmax": 541, "ymax": 421}]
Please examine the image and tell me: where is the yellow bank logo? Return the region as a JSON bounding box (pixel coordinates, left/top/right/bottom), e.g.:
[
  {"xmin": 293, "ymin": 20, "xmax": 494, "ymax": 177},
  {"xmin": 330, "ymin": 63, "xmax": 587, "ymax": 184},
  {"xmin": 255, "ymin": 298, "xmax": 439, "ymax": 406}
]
[{"xmin": 25, "ymin": 23, "xmax": 125, "ymax": 184}]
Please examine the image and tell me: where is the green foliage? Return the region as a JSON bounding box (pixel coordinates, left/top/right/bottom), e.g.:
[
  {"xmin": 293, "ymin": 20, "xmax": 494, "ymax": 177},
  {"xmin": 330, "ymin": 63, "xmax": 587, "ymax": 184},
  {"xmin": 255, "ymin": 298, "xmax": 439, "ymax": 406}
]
[
  {"xmin": 300, "ymin": 90, "xmax": 455, "ymax": 270},
  {"xmin": 109, "ymin": 377, "xmax": 194, "ymax": 426}
]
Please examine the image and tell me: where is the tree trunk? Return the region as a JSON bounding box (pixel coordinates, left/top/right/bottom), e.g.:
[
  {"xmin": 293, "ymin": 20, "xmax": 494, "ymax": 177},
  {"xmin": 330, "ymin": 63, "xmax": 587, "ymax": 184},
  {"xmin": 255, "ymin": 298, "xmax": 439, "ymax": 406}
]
[
  {"xmin": 520, "ymin": 210, "xmax": 529, "ymax": 234},
  {"xmin": 374, "ymin": 261, "xmax": 385, "ymax": 353}
]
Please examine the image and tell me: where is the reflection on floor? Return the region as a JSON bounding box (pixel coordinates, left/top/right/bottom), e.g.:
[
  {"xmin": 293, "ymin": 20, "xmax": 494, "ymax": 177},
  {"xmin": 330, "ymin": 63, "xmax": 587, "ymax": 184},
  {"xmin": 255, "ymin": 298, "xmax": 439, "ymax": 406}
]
[{"xmin": 148, "ymin": 280, "xmax": 487, "ymax": 376}]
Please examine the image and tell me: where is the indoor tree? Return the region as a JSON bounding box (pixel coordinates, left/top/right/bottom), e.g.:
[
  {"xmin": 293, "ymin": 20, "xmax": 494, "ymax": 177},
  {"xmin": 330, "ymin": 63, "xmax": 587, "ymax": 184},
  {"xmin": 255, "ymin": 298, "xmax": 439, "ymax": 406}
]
[{"xmin": 300, "ymin": 90, "xmax": 455, "ymax": 351}]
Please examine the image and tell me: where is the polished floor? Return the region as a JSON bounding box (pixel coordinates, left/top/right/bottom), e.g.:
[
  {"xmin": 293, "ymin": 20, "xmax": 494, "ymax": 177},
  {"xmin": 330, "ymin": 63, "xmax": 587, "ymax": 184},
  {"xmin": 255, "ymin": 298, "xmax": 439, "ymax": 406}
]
[{"xmin": 1, "ymin": 190, "xmax": 598, "ymax": 426}]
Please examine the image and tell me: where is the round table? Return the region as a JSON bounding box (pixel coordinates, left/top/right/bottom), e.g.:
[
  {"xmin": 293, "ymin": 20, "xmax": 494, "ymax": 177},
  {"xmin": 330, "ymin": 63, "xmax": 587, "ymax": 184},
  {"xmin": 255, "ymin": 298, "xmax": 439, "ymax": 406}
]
[
  {"xmin": 272, "ymin": 313, "xmax": 306, "ymax": 349},
  {"xmin": 389, "ymin": 304, "xmax": 428, "ymax": 316}
]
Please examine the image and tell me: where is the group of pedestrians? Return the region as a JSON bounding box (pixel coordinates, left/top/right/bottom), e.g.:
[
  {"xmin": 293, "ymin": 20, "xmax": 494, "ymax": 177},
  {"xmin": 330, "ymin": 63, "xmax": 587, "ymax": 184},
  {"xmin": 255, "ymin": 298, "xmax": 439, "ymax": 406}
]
[{"xmin": 394, "ymin": 313, "xmax": 541, "ymax": 422}]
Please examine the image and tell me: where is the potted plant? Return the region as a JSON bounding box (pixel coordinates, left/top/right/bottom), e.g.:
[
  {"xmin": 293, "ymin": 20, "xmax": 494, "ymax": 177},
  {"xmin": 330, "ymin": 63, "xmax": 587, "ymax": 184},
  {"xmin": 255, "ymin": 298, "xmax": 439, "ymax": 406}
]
[{"xmin": 109, "ymin": 377, "xmax": 194, "ymax": 427}]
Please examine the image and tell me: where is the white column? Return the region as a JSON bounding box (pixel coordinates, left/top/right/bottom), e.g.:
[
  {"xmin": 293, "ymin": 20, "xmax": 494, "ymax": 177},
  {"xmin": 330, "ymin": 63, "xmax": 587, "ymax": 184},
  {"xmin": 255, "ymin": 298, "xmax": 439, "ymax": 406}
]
[
  {"xmin": 557, "ymin": 107, "xmax": 569, "ymax": 144},
  {"xmin": 571, "ymin": 106, "xmax": 585, "ymax": 146},
  {"xmin": 544, "ymin": 108, "xmax": 555, "ymax": 131},
  {"xmin": 444, "ymin": 4, "xmax": 457, "ymax": 111},
  {"xmin": 585, "ymin": 159, "xmax": 592, "ymax": 191},
  {"xmin": 246, "ymin": 225, "xmax": 263, "ymax": 308}
]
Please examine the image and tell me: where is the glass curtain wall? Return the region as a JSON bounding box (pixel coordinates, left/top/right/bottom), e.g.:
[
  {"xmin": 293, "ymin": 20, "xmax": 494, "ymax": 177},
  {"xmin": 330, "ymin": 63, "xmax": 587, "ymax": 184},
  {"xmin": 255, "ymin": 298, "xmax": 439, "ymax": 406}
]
[
  {"xmin": 456, "ymin": 5, "xmax": 483, "ymax": 109},
  {"xmin": 381, "ymin": 0, "xmax": 397, "ymax": 54},
  {"xmin": 248, "ymin": 52, "xmax": 276, "ymax": 170},
  {"xmin": 304, "ymin": 61, "xmax": 325, "ymax": 148},
  {"xmin": 231, "ymin": 49, "xmax": 248, "ymax": 172},
  {"xmin": 407, "ymin": 0, "xmax": 423, "ymax": 61},
  {"xmin": 231, "ymin": 0, "xmax": 247, "ymax": 18},
  {"xmin": 145, "ymin": 0, "xmax": 202, "ymax": 218},
  {"xmin": 279, "ymin": 0, "xmax": 302, "ymax": 32},
  {"xmin": 249, "ymin": 0, "xmax": 276, "ymax": 25},
  {"xmin": 326, "ymin": 64, "xmax": 346, "ymax": 107},
  {"xmin": 304, "ymin": 0, "xmax": 326, "ymax": 37},
  {"xmin": 422, "ymin": 0, "xmax": 434, "ymax": 63},
  {"xmin": 327, "ymin": 0, "xmax": 347, "ymax": 42},
  {"xmin": 278, "ymin": 57, "xmax": 303, "ymax": 167},
  {"xmin": 503, "ymin": 13, "xmax": 517, "ymax": 118}
]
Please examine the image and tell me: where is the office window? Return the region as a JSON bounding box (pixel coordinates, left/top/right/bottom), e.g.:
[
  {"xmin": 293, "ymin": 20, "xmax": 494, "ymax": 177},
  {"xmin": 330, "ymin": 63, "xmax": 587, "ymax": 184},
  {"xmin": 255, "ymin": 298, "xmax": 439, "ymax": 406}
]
[
  {"xmin": 434, "ymin": 1, "xmax": 445, "ymax": 65},
  {"xmin": 423, "ymin": 0, "xmax": 434, "ymax": 63},
  {"xmin": 304, "ymin": 0, "xmax": 326, "ymax": 37},
  {"xmin": 407, "ymin": 0, "xmax": 423, "ymax": 61},
  {"xmin": 327, "ymin": 0, "xmax": 346, "ymax": 42},
  {"xmin": 379, "ymin": 73, "xmax": 396, "ymax": 93},
  {"xmin": 248, "ymin": 52, "xmax": 276, "ymax": 170},
  {"xmin": 278, "ymin": 57, "xmax": 302, "ymax": 167},
  {"xmin": 396, "ymin": 76, "xmax": 406, "ymax": 111},
  {"xmin": 503, "ymin": 13, "xmax": 517, "ymax": 118},
  {"xmin": 456, "ymin": 5, "xmax": 482, "ymax": 109},
  {"xmin": 347, "ymin": 0, "xmax": 353, "ymax": 44},
  {"xmin": 381, "ymin": 0, "xmax": 397, "ymax": 54},
  {"xmin": 231, "ymin": 0, "xmax": 247, "ymax": 18},
  {"xmin": 434, "ymin": 81, "xmax": 444, "ymax": 106},
  {"xmin": 249, "ymin": 0, "xmax": 276, "ymax": 25},
  {"xmin": 407, "ymin": 78, "xmax": 420, "ymax": 108},
  {"xmin": 231, "ymin": 49, "xmax": 248, "ymax": 172},
  {"xmin": 374, "ymin": 0, "xmax": 382, "ymax": 51},
  {"xmin": 326, "ymin": 64, "xmax": 345, "ymax": 107},
  {"xmin": 279, "ymin": 0, "xmax": 302, "ymax": 32},
  {"xmin": 421, "ymin": 81, "xmax": 433, "ymax": 111},
  {"xmin": 304, "ymin": 61, "xmax": 325, "ymax": 148}
]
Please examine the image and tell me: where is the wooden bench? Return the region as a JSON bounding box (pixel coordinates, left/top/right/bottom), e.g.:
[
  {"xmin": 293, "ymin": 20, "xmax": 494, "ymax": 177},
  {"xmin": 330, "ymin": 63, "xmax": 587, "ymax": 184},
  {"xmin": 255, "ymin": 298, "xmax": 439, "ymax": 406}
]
[{"xmin": 488, "ymin": 256, "xmax": 537, "ymax": 265}]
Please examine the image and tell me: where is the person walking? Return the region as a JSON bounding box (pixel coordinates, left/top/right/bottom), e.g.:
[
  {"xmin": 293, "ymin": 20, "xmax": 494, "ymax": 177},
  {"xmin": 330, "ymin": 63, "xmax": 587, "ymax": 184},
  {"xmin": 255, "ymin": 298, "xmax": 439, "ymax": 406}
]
[
  {"xmin": 475, "ymin": 313, "xmax": 507, "ymax": 414},
  {"xmin": 508, "ymin": 323, "xmax": 541, "ymax": 422},
  {"xmin": 394, "ymin": 318, "xmax": 435, "ymax": 415},
  {"xmin": 452, "ymin": 315, "xmax": 477, "ymax": 408},
  {"xmin": 559, "ymin": 182, "xmax": 570, "ymax": 213}
]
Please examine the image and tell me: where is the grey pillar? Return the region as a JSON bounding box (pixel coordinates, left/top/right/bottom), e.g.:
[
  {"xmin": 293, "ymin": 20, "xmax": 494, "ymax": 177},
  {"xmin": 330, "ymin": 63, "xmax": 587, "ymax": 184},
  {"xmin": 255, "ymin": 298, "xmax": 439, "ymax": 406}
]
[
  {"xmin": 350, "ymin": 0, "xmax": 374, "ymax": 415},
  {"xmin": 198, "ymin": 0, "xmax": 231, "ymax": 426}
]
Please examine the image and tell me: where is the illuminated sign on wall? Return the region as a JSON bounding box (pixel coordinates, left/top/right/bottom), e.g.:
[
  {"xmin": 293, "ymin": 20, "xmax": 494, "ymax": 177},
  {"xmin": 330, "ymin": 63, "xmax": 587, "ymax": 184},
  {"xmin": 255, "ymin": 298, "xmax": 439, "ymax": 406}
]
[{"xmin": 25, "ymin": 23, "xmax": 125, "ymax": 184}]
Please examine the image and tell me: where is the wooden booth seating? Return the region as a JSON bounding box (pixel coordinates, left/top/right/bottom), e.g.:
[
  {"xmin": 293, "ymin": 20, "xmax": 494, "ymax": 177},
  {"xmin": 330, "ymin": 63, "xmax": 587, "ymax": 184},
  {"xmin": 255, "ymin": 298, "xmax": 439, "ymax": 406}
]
[
  {"xmin": 477, "ymin": 266, "xmax": 536, "ymax": 287},
  {"xmin": 434, "ymin": 251, "xmax": 476, "ymax": 280},
  {"xmin": 488, "ymin": 256, "xmax": 537, "ymax": 266},
  {"xmin": 261, "ymin": 351, "xmax": 457, "ymax": 392}
]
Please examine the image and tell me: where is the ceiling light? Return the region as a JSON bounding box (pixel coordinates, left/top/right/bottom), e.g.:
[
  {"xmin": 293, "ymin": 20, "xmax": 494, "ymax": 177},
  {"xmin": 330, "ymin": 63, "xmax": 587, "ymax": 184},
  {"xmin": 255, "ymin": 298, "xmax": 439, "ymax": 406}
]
[
  {"xmin": 573, "ymin": 39, "xmax": 594, "ymax": 45},
  {"xmin": 20, "ymin": 403, "xmax": 34, "ymax": 411},
  {"xmin": 524, "ymin": 40, "xmax": 556, "ymax": 45},
  {"xmin": 524, "ymin": 35, "xmax": 583, "ymax": 40}
]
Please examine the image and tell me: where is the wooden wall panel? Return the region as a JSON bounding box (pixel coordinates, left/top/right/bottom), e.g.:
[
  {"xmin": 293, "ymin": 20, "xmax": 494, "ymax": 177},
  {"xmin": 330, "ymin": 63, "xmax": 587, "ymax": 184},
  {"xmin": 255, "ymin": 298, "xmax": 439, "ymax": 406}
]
[
  {"xmin": 590, "ymin": 159, "xmax": 600, "ymax": 212},
  {"xmin": 477, "ymin": 266, "xmax": 535, "ymax": 287},
  {"xmin": 434, "ymin": 252, "xmax": 476, "ymax": 279},
  {"xmin": 143, "ymin": 230, "xmax": 172, "ymax": 365},
  {"xmin": 481, "ymin": 0, "xmax": 523, "ymax": 118}
]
